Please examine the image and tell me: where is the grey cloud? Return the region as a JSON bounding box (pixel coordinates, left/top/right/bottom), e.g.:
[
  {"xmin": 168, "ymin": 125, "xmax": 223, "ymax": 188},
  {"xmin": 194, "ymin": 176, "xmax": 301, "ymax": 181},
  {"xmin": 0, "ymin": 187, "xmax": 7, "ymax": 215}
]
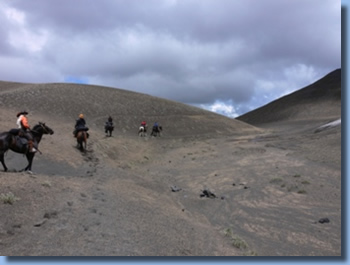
[{"xmin": 1, "ymin": 0, "xmax": 341, "ymax": 116}]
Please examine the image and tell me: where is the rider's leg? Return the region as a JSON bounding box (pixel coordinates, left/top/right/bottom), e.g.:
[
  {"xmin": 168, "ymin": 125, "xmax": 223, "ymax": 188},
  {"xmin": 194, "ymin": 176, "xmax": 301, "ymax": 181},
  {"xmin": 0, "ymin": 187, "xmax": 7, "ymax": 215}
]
[{"xmin": 25, "ymin": 133, "xmax": 36, "ymax": 153}]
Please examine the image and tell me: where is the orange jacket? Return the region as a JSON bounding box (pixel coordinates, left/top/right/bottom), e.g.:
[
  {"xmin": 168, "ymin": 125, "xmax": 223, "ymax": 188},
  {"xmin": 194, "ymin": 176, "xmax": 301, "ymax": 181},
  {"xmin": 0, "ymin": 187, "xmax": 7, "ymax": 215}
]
[{"xmin": 20, "ymin": 115, "xmax": 30, "ymax": 129}]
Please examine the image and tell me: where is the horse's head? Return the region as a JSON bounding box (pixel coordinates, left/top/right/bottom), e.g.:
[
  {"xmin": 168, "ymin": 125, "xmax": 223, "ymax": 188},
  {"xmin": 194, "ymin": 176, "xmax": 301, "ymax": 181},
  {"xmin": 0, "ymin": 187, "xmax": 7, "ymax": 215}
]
[{"xmin": 36, "ymin": 122, "xmax": 54, "ymax": 135}]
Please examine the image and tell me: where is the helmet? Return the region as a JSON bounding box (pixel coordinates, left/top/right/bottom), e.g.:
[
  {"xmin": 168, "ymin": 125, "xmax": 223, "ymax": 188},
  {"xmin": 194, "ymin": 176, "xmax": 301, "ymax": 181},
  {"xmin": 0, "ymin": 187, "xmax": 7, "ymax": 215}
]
[{"xmin": 79, "ymin": 114, "xmax": 84, "ymax": 118}]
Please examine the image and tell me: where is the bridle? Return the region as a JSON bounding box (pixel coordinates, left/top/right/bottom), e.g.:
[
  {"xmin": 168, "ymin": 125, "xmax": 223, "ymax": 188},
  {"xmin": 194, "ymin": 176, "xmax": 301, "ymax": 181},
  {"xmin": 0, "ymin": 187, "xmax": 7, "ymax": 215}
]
[{"xmin": 31, "ymin": 123, "xmax": 50, "ymax": 134}]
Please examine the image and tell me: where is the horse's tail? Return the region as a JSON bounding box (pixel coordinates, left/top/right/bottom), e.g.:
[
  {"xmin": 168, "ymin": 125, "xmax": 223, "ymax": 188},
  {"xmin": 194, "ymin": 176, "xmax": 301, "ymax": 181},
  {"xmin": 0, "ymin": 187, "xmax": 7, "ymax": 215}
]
[{"xmin": 83, "ymin": 131, "xmax": 87, "ymax": 142}]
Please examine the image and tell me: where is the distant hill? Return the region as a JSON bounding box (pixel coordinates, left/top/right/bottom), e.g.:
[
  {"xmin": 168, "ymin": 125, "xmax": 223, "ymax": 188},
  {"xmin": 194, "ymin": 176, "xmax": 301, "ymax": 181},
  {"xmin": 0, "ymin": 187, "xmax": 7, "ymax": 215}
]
[
  {"xmin": 236, "ymin": 69, "xmax": 341, "ymax": 126},
  {"xmin": 0, "ymin": 81, "xmax": 259, "ymax": 137}
]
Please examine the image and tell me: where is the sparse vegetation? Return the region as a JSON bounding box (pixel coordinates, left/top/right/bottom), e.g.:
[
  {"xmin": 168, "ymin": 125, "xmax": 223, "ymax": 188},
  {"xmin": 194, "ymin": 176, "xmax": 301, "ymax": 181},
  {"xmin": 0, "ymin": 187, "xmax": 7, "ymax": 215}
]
[
  {"xmin": 223, "ymin": 228, "xmax": 249, "ymax": 249},
  {"xmin": 298, "ymin": 189, "xmax": 307, "ymax": 194},
  {"xmin": 232, "ymin": 236, "xmax": 249, "ymax": 249},
  {"xmin": 270, "ymin": 178, "xmax": 283, "ymax": 184},
  {"xmin": 0, "ymin": 192, "xmax": 20, "ymax": 205},
  {"xmin": 293, "ymin": 174, "xmax": 301, "ymax": 178},
  {"xmin": 287, "ymin": 185, "xmax": 299, "ymax": 192},
  {"xmin": 224, "ymin": 228, "xmax": 233, "ymax": 237},
  {"xmin": 301, "ymin": 180, "xmax": 310, "ymax": 185}
]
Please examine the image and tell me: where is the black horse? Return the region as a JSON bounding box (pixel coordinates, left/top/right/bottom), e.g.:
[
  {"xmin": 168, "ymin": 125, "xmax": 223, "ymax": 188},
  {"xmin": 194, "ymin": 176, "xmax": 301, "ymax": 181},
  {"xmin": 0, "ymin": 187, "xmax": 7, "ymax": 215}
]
[
  {"xmin": 150, "ymin": 125, "xmax": 162, "ymax": 137},
  {"xmin": 76, "ymin": 130, "xmax": 88, "ymax": 151},
  {"xmin": 105, "ymin": 122, "xmax": 114, "ymax": 137},
  {"xmin": 0, "ymin": 122, "xmax": 54, "ymax": 172}
]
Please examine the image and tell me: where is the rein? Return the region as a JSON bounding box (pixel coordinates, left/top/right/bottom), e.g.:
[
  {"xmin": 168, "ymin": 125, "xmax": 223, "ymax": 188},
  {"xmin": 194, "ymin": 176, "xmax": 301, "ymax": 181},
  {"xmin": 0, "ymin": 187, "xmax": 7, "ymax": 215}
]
[{"xmin": 31, "ymin": 124, "xmax": 49, "ymax": 135}]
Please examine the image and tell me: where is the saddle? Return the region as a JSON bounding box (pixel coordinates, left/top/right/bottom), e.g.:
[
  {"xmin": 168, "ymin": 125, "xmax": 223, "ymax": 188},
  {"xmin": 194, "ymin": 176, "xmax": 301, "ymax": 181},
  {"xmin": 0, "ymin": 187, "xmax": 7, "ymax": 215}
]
[
  {"xmin": 105, "ymin": 122, "xmax": 114, "ymax": 130},
  {"xmin": 8, "ymin": 129, "xmax": 37, "ymax": 152}
]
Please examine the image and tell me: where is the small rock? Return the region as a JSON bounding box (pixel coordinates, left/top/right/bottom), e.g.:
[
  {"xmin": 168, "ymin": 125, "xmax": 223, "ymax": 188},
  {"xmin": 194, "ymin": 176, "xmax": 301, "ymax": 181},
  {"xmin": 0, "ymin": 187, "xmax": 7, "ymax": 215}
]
[
  {"xmin": 200, "ymin": 189, "xmax": 217, "ymax": 198},
  {"xmin": 318, "ymin": 218, "xmax": 330, "ymax": 224},
  {"xmin": 34, "ymin": 219, "xmax": 47, "ymax": 227},
  {"xmin": 44, "ymin": 211, "xmax": 58, "ymax": 219},
  {"xmin": 171, "ymin": 186, "xmax": 182, "ymax": 192}
]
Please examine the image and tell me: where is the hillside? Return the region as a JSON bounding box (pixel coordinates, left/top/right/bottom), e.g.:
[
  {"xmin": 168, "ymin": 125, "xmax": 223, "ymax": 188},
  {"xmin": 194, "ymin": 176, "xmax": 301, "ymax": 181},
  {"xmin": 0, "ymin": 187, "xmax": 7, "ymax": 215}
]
[
  {"xmin": 0, "ymin": 81, "xmax": 259, "ymax": 138},
  {"xmin": 0, "ymin": 73, "xmax": 341, "ymax": 256},
  {"xmin": 236, "ymin": 69, "xmax": 341, "ymax": 126}
]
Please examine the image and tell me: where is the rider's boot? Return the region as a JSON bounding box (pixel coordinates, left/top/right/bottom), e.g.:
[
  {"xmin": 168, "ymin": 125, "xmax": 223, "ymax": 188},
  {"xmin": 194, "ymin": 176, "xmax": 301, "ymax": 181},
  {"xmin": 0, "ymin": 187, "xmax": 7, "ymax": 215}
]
[{"xmin": 28, "ymin": 140, "xmax": 37, "ymax": 153}]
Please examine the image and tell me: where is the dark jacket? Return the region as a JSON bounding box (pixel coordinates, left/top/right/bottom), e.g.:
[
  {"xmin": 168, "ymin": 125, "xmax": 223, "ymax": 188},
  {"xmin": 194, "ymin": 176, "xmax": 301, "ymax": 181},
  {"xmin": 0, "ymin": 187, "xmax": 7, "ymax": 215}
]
[{"xmin": 75, "ymin": 118, "xmax": 86, "ymax": 129}]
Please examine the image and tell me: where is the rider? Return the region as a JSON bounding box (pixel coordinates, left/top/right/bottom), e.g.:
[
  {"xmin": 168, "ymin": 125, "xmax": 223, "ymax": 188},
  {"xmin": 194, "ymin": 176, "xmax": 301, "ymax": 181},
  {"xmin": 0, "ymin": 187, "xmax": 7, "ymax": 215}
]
[
  {"xmin": 153, "ymin": 121, "xmax": 159, "ymax": 131},
  {"xmin": 16, "ymin": 111, "xmax": 36, "ymax": 153},
  {"xmin": 141, "ymin": 120, "xmax": 147, "ymax": 132},
  {"xmin": 105, "ymin": 116, "xmax": 114, "ymax": 133},
  {"xmin": 73, "ymin": 113, "xmax": 89, "ymax": 138}
]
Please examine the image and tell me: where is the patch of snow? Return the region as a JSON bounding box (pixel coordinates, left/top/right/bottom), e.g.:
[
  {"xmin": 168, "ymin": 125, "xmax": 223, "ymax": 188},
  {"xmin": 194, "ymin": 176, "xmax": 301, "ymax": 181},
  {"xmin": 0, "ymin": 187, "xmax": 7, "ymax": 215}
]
[{"xmin": 314, "ymin": 119, "xmax": 341, "ymax": 133}]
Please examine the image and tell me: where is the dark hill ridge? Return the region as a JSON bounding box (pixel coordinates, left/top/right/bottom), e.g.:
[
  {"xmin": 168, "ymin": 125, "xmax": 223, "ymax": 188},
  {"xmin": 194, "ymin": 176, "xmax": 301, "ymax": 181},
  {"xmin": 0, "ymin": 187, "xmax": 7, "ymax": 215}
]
[
  {"xmin": 236, "ymin": 69, "xmax": 341, "ymax": 126},
  {"xmin": 0, "ymin": 81, "xmax": 259, "ymax": 137}
]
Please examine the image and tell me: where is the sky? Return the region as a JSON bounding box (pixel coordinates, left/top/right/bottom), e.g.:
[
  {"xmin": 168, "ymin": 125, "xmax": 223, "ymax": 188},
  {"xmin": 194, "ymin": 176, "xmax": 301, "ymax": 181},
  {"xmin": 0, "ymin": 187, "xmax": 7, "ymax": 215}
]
[
  {"xmin": 0, "ymin": 0, "xmax": 341, "ymax": 118},
  {"xmin": 0, "ymin": 1, "xmax": 347, "ymax": 263}
]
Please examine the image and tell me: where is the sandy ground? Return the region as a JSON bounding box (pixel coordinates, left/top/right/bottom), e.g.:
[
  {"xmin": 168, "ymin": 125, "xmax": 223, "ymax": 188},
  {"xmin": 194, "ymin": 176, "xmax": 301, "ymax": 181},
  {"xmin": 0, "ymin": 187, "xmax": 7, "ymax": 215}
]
[{"xmin": 0, "ymin": 79, "xmax": 341, "ymax": 256}]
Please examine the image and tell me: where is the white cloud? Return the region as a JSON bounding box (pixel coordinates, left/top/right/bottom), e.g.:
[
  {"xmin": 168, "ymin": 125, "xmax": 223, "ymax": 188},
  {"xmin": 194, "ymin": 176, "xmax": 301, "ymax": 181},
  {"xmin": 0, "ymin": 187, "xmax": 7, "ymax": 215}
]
[
  {"xmin": 199, "ymin": 100, "xmax": 239, "ymax": 118},
  {"xmin": 4, "ymin": 7, "xmax": 25, "ymax": 25}
]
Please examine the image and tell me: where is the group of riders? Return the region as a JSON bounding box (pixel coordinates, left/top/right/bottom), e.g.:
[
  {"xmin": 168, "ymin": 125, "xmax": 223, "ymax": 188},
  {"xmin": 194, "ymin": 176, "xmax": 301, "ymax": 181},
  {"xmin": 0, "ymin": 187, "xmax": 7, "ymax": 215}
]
[
  {"xmin": 72, "ymin": 114, "xmax": 161, "ymax": 137},
  {"xmin": 14, "ymin": 110, "xmax": 162, "ymax": 153},
  {"xmin": 139, "ymin": 120, "xmax": 162, "ymax": 135}
]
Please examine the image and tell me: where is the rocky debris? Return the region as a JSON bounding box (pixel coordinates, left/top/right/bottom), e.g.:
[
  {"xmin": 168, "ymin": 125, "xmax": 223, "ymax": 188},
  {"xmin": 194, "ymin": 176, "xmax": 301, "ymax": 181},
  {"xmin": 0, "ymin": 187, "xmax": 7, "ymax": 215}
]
[
  {"xmin": 171, "ymin": 186, "xmax": 182, "ymax": 192},
  {"xmin": 34, "ymin": 211, "xmax": 58, "ymax": 227},
  {"xmin": 200, "ymin": 189, "xmax": 217, "ymax": 198},
  {"xmin": 232, "ymin": 183, "xmax": 249, "ymax": 189},
  {"xmin": 318, "ymin": 218, "xmax": 330, "ymax": 224},
  {"xmin": 43, "ymin": 211, "xmax": 58, "ymax": 219},
  {"xmin": 34, "ymin": 219, "xmax": 47, "ymax": 227}
]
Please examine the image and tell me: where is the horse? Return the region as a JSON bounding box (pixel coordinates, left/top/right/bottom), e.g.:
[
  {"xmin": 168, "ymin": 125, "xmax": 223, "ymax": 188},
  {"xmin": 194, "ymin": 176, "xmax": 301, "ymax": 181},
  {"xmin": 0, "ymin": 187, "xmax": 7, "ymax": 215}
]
[
  {"xmin": 76, "ymin": 130, "xmax": 88, "ymax": 151},
  {"xmin": 0, "ymin": 122, "xmax": 54, "ymax": 172},
  {"xmin": 151, "ymin": 126, "xmax": 162, "ymax": 137},
  {"xmin": 138, "ymin": 126, "xmax": 147, "ymax": 137},
  {"xmin": 105, "ymin": 122, "xmax": 114, "ymax": 137}
]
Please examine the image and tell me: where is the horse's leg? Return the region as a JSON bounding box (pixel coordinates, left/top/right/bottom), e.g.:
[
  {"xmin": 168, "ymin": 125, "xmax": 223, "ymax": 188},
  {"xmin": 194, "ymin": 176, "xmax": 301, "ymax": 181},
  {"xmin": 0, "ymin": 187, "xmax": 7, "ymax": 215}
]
[
  {"xmin": 79, "ymin": 138, "xmax": 83, "ymax": 151},
  {"xmin": 0, "ymin": 152, "xmax": 8, "ymax": 172},
  {"xmin": 83, "ymin": 133, "xmax": 87, "ymax": 151},
  {"xmin": 25, "ymin": 153, "xmax": 35, "ymax": 172}
]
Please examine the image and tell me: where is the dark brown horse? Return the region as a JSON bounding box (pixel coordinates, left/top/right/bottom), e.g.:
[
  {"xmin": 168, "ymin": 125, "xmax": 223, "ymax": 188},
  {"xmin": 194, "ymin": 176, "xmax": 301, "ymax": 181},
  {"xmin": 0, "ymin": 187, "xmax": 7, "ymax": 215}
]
[
  {"xmin": 150, "ymin": 125, "xmax": 162, "ymax": 137},
  {"xmin": 76, "ymin": 130, "xmax": 87, "ymax": 151},
  {"xmin": 105, "ymin": 122, "xmax": 114, "ymax": 137},
  {"xmin": 0, "ymin": 122, "xmax": 54, "ymax": 172}
]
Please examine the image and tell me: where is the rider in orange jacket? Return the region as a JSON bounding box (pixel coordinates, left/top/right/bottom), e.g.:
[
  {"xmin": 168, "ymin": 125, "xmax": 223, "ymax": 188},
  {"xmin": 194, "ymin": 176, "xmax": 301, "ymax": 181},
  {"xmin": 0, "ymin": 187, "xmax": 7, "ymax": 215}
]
[{"xmin": 16, "ymin": 111, "xmax": 36, "ymax": 153}]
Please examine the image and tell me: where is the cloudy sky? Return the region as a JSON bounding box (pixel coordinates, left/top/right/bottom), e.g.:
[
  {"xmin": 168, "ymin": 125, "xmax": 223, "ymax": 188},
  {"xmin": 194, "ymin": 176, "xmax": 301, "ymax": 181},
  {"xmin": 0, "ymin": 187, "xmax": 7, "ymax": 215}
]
[{"xmin": 0, "ymin": 0, "xmax": 341, "ymax": 117}]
